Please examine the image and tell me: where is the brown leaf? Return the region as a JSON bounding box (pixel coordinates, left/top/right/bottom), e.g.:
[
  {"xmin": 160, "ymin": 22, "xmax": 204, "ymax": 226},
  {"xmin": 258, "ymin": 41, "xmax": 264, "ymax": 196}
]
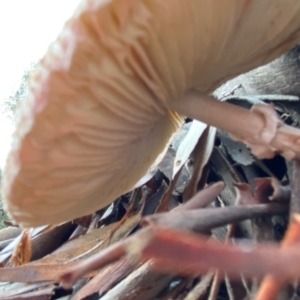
[
  {"xmin": 233, "ymin": 182, "xmax": 256, "ymax": 205},
  {"xmin": 31, "ymin": 222, "xmax": 76, "ymax": 261},
  {"xmin": 184, "ymin": 272, "xmax": 214, "ymax": 300},
  {"xmin": 255, "ymin": 178, "xmax": 290, "ymax": 203},
  {"xmin": 291, "ymin": 160, "xmax": 300, "ymax": 214},
  {"xmin": 0, "ymin": 262, "xmax": 94, "ymax": 283},
  {"xmin": 0, "ymin": 227, "xmax": 22, "ymax": 242},
  {"xmin": 59, "ymin": 199, "xmax": 288, "ymax": 289},
  {"xmin": 158, "ymin": 278, "xmax": 193, "ymax": 300},
  {"xmin": 183, "ymin": 126, "xmax": 216, "ymax": 200},
  {"xmin": 104, "ymin": 187, "xmax": 148, "ymax": 246},
  {"xmin": 172, "ymin": 120, "xmax": 207, "ymax": 179},
  {"xmin": 99, "ymin": 261, "xmax": 174, "ymax": 300},
  {"xmin": 73, "ymin": 214, "xmax": 93, "ymax": 228},
  {"xmin": 177, "ymin": 182, "xmax": 225, "ymax": 211},
  {"xmin": 72, "ymin": 258, "xmax": 137, "ymax": 300},
  {"xmin": 142, "ymin": 202, "xmax": 288, "ymax": 235},
  {"xmin": 0, "ymin": 225, "xmax": 61, "ymax": 265},
  {"xmin": 134, "ymin": 226, "xmax": 300, "ymax": 280},
  {"xmin": 143, "ymin": 181, "xmax": 168, "ymax": 216},
  {"xmin": 256, "ymin": 213, "xmax": 300, "ymax": 300},
  {"xmin": 208, "ymin": 271, "xmax": 222, "ymax": 300},
  {"xmin": 3, "ymin": 286, "xmax": 55, "ymax": 300},
  {"xmin": 59, "ymin": 238, "xmax": 129, "ymax": 289},
  {"xmin": 7, "ymin": 230, "xmax": 32, "ymax": 266},
  {"xmin": 58, "ymin": 224, "xmax": 300, "ymax": 289},
  {"xmin": 155, "ymin": 167, "xmax": 183, "ymax": 213},
  {"xmin": 0, "ymin": 282, "xmax": 52, "ymax": 299},
  {"xmin": 233, "ymin": 178, "xmax": 290, "ymax": 206},
  {"xmin": 35, "ymin": 214, "xmax": 141, "ymax": 265},
  {"xmin": 234, "ymin": 181, "xmax": 281, "ymax": 242}
]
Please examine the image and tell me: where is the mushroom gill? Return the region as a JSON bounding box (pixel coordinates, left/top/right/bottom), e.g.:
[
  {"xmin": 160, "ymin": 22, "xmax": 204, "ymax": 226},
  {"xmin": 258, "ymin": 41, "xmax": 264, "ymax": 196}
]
[{"xmin": 3, "ymin": 0, "xmax": 300, "ymax": 227}]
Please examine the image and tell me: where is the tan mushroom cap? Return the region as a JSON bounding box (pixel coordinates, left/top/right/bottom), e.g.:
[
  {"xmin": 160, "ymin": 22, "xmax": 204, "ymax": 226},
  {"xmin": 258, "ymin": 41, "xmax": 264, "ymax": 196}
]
[{"xmin": 3, "ymin": 0, "xmax": 300, "ymax": 227}]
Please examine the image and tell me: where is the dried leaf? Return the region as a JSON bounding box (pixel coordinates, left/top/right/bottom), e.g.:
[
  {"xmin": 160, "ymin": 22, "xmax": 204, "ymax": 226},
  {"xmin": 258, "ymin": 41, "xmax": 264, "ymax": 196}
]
[
  {"xmin": 134, "ymin": 227, "xmax": 300, "ymax": 280},
  {"xmin": 291, "ymin": 160, "xmax": 300, "ymax": 214},
  {"xmin": 7, "ymin": 229, "xmax": 32, "ymax": 266},
  {"xmin": 173, "ymin": 120, "xmax": 207, "ymax": 179},
  {"xmin": 59, "ymin": 225, "xmax": 300, "ymax": 289},
  {"xmin": 256, "ymin": 214, "xmax": 300, "ymax": 300},
  {"xmin": 184, "ymin": 272, "xmax": 214, "ymax": 300},
  {"xmin": 0, "ymin": 239, "xmax": 15, "ymax": 252},
  {"xmin": 217, "ymin": 130, "xmax": 254, "ymax": 166},
  {"xmin": 183, "ymin": 126, "xmax": 216, "ymax": 200},
  {"xmin": 143, "ymin": 182, "xmax": 168, "ymax": 216},
  {"xmin": 155, "ymin": 167, "xmax": 183, "ymax": 213},
  {"xmin": 234, "ymin": 181, "xmax": 280, "ymax": 241},
  {"xmin": 0, "ymin": 282, "xmax": 52, "ymax": 299},
  {"xmin": 72, "ymin": 258, "xmax": 136, "ymax": 300},
  {"xmin": 35, "ymin": 214, "xmax": 141, "ymax": 265},
  {"xmin": 73, "ymin": 215, "xmax": 92, "ymax": 228},
  {"xmin": 177, "ymin": 182, "xmax": 225, "ymax": 211},
  {"xmin": 158, "ymin": 122, "xmax": 192, "ymax": 181},
  {"xmin": 31, "ymin": 222, "xmax": 76, "ymax": 261},
  {"xmin": 207, "ymin": 271, "xmax": 222, "ymax": 300},
  {"xmin": 0, "ymin": 225, "xmax": 59, "ymax": 265},
  {"xmin": 142, "ymin": 203, "xmax": 288, "ymax": 234},
  {"xmin": 99, "ymin": 261, "xmax": 173, "ymax": 300},
  {"xmin": 59, "ymin": 199, "xmax": 287, "ymax": 289},
  {"xmin": 0, "ymin": 262, "xmax": 93, "ymax": 283},
  {"xmin": 3, "ymin": 286, "xmax": 55, "ymax": 300},
  {"xmin": 0, "ymin": 227, "xmax": 22, "ymax": 242}
]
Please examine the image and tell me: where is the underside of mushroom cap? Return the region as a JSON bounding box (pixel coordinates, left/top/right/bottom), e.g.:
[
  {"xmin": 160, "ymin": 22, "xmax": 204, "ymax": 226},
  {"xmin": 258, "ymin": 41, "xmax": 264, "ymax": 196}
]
[{"xmin": 3, "ymin": 0, "xmax": 300, "ymax": 227}]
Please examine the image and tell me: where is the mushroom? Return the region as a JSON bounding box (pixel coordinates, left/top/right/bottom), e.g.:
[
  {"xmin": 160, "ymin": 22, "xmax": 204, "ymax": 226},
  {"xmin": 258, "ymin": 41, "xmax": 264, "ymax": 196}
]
[{"xmin": 3, "ymin": 0, "xmax": 300, "ymax": 227}]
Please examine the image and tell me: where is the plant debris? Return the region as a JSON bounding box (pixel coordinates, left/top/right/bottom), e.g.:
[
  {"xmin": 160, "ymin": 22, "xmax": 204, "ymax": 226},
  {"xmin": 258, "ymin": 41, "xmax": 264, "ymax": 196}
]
[{"xmin": 2, "ymin": 45, "xmax": 300, "ymax": 300}]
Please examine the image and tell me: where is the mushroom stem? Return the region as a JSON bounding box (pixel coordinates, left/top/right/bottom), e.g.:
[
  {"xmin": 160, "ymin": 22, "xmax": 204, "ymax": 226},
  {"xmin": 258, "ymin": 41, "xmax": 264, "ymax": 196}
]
[
  {"xmin": 174, "ymin": 90, "xmax": 265, "ymax": 139},
  {"xmin": 171, "ymin": 90, "xmax": 300, "ymax": 159}
]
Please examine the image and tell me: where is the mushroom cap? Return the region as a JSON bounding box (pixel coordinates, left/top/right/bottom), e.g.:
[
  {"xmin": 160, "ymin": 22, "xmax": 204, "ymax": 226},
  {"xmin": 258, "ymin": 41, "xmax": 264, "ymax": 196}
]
[{"xmin": 3, "ymin": 0, "xmax": 300, "ymax": 227}]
